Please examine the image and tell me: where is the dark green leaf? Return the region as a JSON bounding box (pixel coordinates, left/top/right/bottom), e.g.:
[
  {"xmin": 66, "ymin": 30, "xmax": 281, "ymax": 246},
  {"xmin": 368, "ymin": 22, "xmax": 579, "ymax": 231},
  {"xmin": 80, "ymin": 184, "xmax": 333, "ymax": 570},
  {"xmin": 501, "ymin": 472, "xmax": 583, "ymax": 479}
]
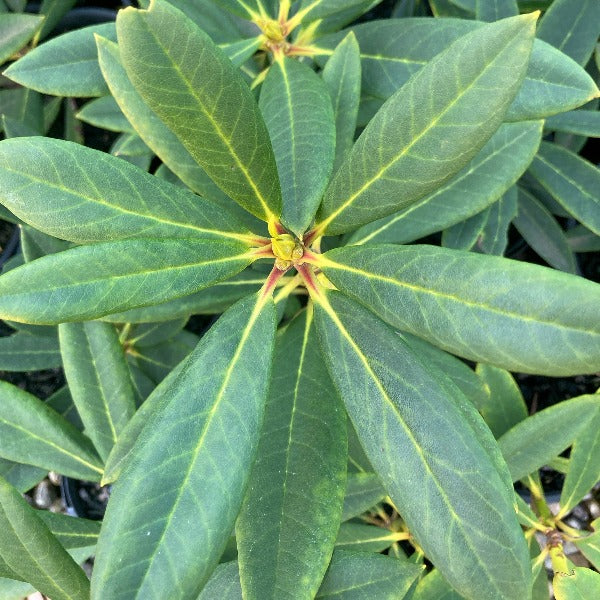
[
  {"xmin": 476, "ymin": 187, "xmax": 518, "ymax": 255},
  {"xmin": 442, "ymin": 209, "xmax": 489, "ymax": 251},
  {"xmin": 347, "ymin": 121, "xmax": 542, "ymax": 245},
  {"xmin": 0, "ymin": 458, "xmax": 45, "ymax": 493},
  {"xmin": 116, "ymin": 0, "xmax": 282, "ymax": 222},
  {"xmin": 45, "ymin": 386, "xmax": 83, "ymax": 430},
  {"xmin": 315, "ymin": 14, "xmax": 536, "ymax": 235},
  {"xmin": 197, "ymin": 561, "xmax": 242, "ymax": 599},
  {"xmin": 537, "ymin": 0, "xmax": 600, "ymax": 65},
  {"xmin": 545, "ymin": 110, "xmax": 600, "ymax": 137},
  {"xmin": 0, "ymin": 14, "xmax": 43, "ymax": 64},
  {"xmin": 4, "ymin": 23, "xmax": 117, "ymax": 96},
  {"xmin": 260, "ymin": 56, "xmax": 335, "ymax": 234},
  {"xmin": 322, "ymin": 32, "xmax": 361, "ymax": 174},
  {"xmin": 91, "ymin": 293, "xmax": 276, "ymax": 599},
  {"xmin": 76, "ymin": 95, "xmax": 136, "ymax": 134},
  {"xmin": 0, "ymin": 476, "xmax": 90, "ymax": 600},
  {"xmin": 313, "ymin": 291, "xmax": 530, "ymax": 600},
  {"xmin": 33, "ymin": 0, "xmax": 76, "ymax": 43},
  {"xmin": 412, "ymin": 568, "xmax": 464, "ymax": 600},
  {"xmin": 498, "ymin": 395, "xmax": 600, "ymax": 481},
  {"xmin": 0, "ymin": 331, "xmax": 61, "ymax": 371},
  {"xmin": 0, "ymin": 238, "xmax": 253, "ymax": 324},
  {"xmin": 59, "ymin": 321, "xmax": 136, "ymax": 462},
  {"xmin": 37, "ymin": 511, "xmax": 101, "ymax": 549},
  {"xmin": 335, "ymin": 523, "xmax": 400, "ymax": 553},
  {"xmin": 567, "ymin": 225, "xmax": 600, "ymax": 253},
  {"xmin": 320, "ymin": 244, "xmax": 600, "ymax": 375},
  {"xmin": 476, "ymin": 0, "xmax": 517, "ymax": 21},
  {"xmin": 528, "ymin": 141, "xmax": 600, "ymax": 236},
  {"xmin": 514, "ymin": 187, "xmax": 577, "ymax": 273},
  {"xmin": 342, "ymin": 472, "xmax": 385, "ymax": 521},
  {"xmin": 237, "ymin": 310, "xmax": 347, "ymax": 600}
]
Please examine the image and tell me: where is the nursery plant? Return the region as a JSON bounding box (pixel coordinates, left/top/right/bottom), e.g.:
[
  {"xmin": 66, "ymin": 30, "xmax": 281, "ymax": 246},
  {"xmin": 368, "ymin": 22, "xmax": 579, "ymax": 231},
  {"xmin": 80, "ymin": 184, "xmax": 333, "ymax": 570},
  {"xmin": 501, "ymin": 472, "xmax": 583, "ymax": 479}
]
[{"xmin": 0, "ymin": 0, "xmax": 600, "ymax": 599}]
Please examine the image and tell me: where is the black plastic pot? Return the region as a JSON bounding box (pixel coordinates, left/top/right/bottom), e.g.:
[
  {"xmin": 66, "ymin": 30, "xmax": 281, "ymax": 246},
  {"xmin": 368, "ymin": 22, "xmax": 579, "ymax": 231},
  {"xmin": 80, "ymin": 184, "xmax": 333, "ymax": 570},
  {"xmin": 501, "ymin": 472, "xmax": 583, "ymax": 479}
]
[{"xmin": 61, "ymin": 476, "xmax": 111, "ymax": 520}]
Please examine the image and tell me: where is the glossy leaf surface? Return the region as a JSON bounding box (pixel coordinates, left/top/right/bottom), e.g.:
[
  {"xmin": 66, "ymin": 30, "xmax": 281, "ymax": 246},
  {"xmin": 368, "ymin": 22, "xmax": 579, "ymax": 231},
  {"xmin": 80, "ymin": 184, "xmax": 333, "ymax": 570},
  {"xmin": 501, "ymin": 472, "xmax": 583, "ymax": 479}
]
[
  {"xmin": 260, "ymin": 56, "xmax": 335, "ymax": 234},
  {"xmin": 0, "ymin": 380, "xmax": 102, "ymax": 481},
  {"xmin": 0, "ymin": 477, "xmax": 90, "ymax": 600},
  {"xmin": 0, "ymin": 238, "xmax": 252, "ymax": 324},
  {"xmin": 316, "ymin": 14, "xmax": 536, "ymax": 235},
  {"xmin": 59, "ymin": 321, "xmax": 136, "ymax": 462},
  {"xmin": 92, "ymin": 293, "xmax": 276, "ymax": 600},
  {"xmin": 4, "ymin": 23, "xmax": 117, "ymax": 96},
  {"xmin": 116, "ymin": 0, "xmax": 282, "ymax": 222},
  {"xmin": 237, "ymin": 310, "xmax": 347, "ymax": 600},
  {"xmin": 313, "ymin": 291, "xmax": 530, "ymax": 600},
  {"xmin": 320, "ymin": 244, "xmax": 600, "ymax": 375}
]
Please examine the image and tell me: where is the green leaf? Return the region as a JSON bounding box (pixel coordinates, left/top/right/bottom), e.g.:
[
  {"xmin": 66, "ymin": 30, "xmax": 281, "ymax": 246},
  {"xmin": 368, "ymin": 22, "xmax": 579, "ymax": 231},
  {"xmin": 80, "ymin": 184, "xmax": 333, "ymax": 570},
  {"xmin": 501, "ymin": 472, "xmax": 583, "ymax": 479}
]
[
  {"xmin": 322, "ymin": 32, "xmax": 361, "ymax": 174},
  {"xmin": 346, "ymin": 120, "xmax": 542, "ymax": 246},
  {"xmin": 0, "ymin": 137, "xmax": 254, "ymax": 244},
  {"xmin": 537, "ymin": 0, "xmax": 600, "ymax": 65},
  {"xmin": 91, "ymin": 292, "xmax": 276, "ymax": 600},
  {"xmin": 475, "ymin": 364, "xmax": 527, "ymax": 438},
  {"xmin": 316, "ymin": 550, "xmax": 424, "ymax": 599},
  {"xmin": 566, "ymin": 224, "xmax": 600, "ymax": 253},
  {"xmin": 33, "ymin": 0, "xmax": 76, "ymax": 43},
  {"xmin": 0, "ymin": 458, "xmax": 45, "ymax": 494},
  {"xmin": 412, "ymin": 568, "xmax": 465, "ymax": 599},
  {"xmin": 237, "ymin": 310, "xmax": 346, "ymax": 600},
  {"xmin": 0, "ymin": 477, "xmax": 90, "ymax": 600},
  {"xmin": 558, "ymin": 410, "xmax": 600, "ymax": 516},
  {"xmin": 316, "ymin": 19, "xmax": 599, "ymax": 121},
  {"xmin": 514, "ymin": 187, "xmax": 577, "ymax": 273},
  {"xmin": 0, "ymin": 380, "xmax": 103, "ymax": 481},
  {"xmin": 126, "ymin": 319, "xmax": 187, "ymax": 348},
  {"xmin": 315, "ymin": 14, "xmax": 536, "ymax": 236},
  {"xmin": 95, "ymin": 36, "xmax": 256, "ymax": 228},
  {"xmin": 76, "ymin": 95, "xmax": 136, "ymax": 134},
  {"xmin": 498, "ymin": 395, "xmax": 600, "ymax": 481},
  {"xmin": 320, "ymin": 244, "xmax": 600, "ymax": 375},
  {"xmin": 476, "ymin": 0, "xmax": 517, "ymax": 21},
  {"xmin": 342, "ymin": 472, "xmax": 386, "ymax": 521},
  {"xmin": 260, "ymin": 56, "xmax": 335, "ymax": 234},
  {"xmin": 544, "ymin": 110, "xmax": 600, "ymax": 137},
  {"xmin": 4, "ymin": 23, "xmax": 117, "ymax": 96},
  {"xmin": 37, "ymin": 511, "xmax": 101, "ymax": 549},
  {"xmin": 0, "ymin": 14, "xmax": 43, "ymax": 65},
  {"xmin": 0, "ymin": 87, "xmax": 43, "ymax": 136},
  {"xmin": 443, "ymin": 209, "xmax": 489, "ymax": 251},
  {"xmin": 478, "ymin": 187, "xmax": 518, "ymax": 255},
  {"xmin": 335, "ymin": 523, "xmax": 400, "ymax": 553},
  {"xmin": 59, "ymin": 321, "xmax": 137, "ymax": 462},
  {"xmin": 574, "ymin": 518, "xmax": 600, "ymax": 570},
  {"xmin": 300, "ymin": 0, "xmax": 381, "ymax": 33},
  {"xmin": 554, "ymin": 567, "xmax": 600, "ymax": 600},
  {"xmin": 116, "ymin": 0, "xmax": 282, "ymax": 223},
  {"xmin": 528, "ymin": 141, "xmax": 600, "ymax": 236},
  {"xmin": 221, "ymin": 36, "xmax": 262, "ymax": 67},
  {"xmin": 0, "ymin": 238, "xmax": 253, "ymax": 324},
  {"xmin": 313, "ymin": 291, "xmax": 530, "ymax": 600},
  {"xmin": 197, "ymin": 562, "xmax": 242, "ymax": 599},
  {"xmin": 45, "ymin": 386, "xmax": 83, "ymax": 430},
  {"xmin": 101, "ymin": 270, "xmax": 268, "ymax": 323},
  {"xmin": 0, "ymin": 331, "xmax": 61, "ymax": 371}
]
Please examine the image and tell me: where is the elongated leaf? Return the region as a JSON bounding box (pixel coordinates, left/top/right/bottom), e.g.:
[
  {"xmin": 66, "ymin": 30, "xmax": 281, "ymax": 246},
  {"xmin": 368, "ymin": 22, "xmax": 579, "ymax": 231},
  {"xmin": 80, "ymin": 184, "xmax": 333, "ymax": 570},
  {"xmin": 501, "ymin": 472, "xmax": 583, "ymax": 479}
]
[
  {"xmin": 319, "ymin": 244, "xmax": 600, "ymax": 375},
  {"xmin": 545, "ymin": 110, "xmax": 600, "ymax": 137},
  {"xmin": 59, "ymin": 321, "xmax": 136, "ymax": 462},
  {"xmin": 45, "ymin": 386, "xmax": 83, "ymax": 430},
  {"xmin": 316, "ymin": 19, "xmax": 599, "ymax": 121},
  {"xmin": 37, "ymin": 512, "xmax": 101, "ymax": 549},
  {"xmin": 322, "ymin": 32, "xmax": 361, "ymax": 174},
  {"xmin": 237, "ymin": 310, "xmax": 346, "ymax": 600},
  {"xmin": 412, "ymin": 568, "xmax": 464, "ymax": 600},
  {"xmin": 537, "ymin": 0, "xmax": 600, "ymax": 65},
  {"xmin": 0, "ymin": 137, "xmax": 254, "ymax": 244},
  {"xmin": 475, "ymin": 364, "xmax": 527, "ymax": 438},
  {"xmin": 0, "ymin": 331, "xmax": 61, "ymax": 371},
  {"xmin": 528, "ymin": 142, "xmax": 600, "ymax": 236},
  {"xmin": 91, "ymin": 293, "xmax": 276, "ymax": 600},
  {"xmin": 0, "ymin": 459, "xmax": 45, "ymax": 494},
  {"xmin": 313, "ymin": 291, "xmax": 530, "ymax": 600},
  {"xmin": 0, "ymin": 477, "xmax": 90, "ymax": 600},
  {"xmin": 335, "ymin": 523, "xmax": 400, "ymax": 553},
  {"xmin": 476, "ymin": 0, "xmax": 517, "ymax": 21},
  {"xmin": 342, "ymin": 473, "xmax": 386, "ymax": 521},
  {"xmin": 554, "ymin": 567, "xmax": 600, "ymax": 600},
  {"xmin": 559, "ymin": 410, "xmax": 600, "ymax": 515},
  {"xmin": 76, "ymin": 95, "xmax": 136, "ymax": 134},
  {"xmin": 116, "ymin": 0, "xmax": 282, "ymax": 222},
  {"xmin": 0, "ymin": 238, "xmax": 252, "ymax": 324},
  {"xmin": 102, "ymin": 270, "xmax": 268, "ymax": 323},
  {"xmin": 478, "ymin": 187, "xmax": 518, "ymax": 255},
  {"xmin": 260, "ymin": 56, "xmax": 335, "ymax": 234},
  {"xmin": 514, "ymin": 187, "xmax": 577, "ymax": 273},
  {"xmin": 498, "ymin": 395, "xmax": 600, "ymax": 481},
  {"xmin": 574, "ymin": 518, "xmax": 600, "ymax": 570},
  {"xmin": 0, "ymin": 381, "xmax": 102, "ymax": 480},
  {"xmin": 0, "ymin": 14, "xmax": 43, "ymax": 65},
  {"xmin": 315, "ymin": 14, "xmax": 536, "ymax": 235},
  {"xmin": 95, "ymin": 37, "xmax": 255, "ymax": 225},
  {"xmin": 197, "ymin": 562, "xmax": 242, "ymax": 599},
  {"xmin": 317, "ymin": 550, "xmax": 422, "ymax": 599},
  {"xmin": 566, "ymin": 224, "xmax": 600, "ymax": 253},
  {"xmin": 443, "ymin": 209, "xmax": 489, "ymax": 251},
  {"xmin": 347, "ymin": 120, "xmax": 542, "ymax": 245},
  {"xmin": 4, "ymin": 23, "xmax": 117, "ymax": 96}
]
